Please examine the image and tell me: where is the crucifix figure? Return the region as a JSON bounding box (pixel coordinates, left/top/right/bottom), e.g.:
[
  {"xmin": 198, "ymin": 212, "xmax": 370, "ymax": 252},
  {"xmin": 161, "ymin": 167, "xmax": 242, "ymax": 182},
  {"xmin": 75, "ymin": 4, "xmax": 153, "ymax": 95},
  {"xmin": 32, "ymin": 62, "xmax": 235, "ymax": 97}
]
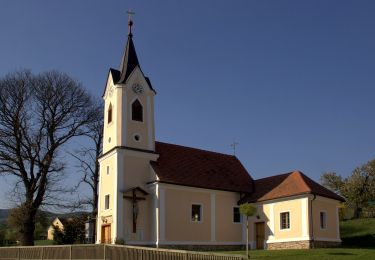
[
  {"xmin": 123, "ymin": 187, "xmax": 148, "ymax": 233},
  {"xmin": 230, "ymin": 141, "xmax": 239, "ymax": 156},
  {"xmin": 127, "ymin": 9, "xmax": 135, "ymax": 35}
]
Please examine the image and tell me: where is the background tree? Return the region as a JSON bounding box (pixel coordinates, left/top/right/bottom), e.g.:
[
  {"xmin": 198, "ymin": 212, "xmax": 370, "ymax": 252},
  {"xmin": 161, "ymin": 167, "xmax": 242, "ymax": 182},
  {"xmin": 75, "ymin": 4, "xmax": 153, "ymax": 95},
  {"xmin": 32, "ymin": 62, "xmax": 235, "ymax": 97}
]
[
  {"xmin": 0, "ymin": 70, "xmax": 96, "ymax": 245},
  {"xmin": 240, "ymin": 203, "xmax": 257, "ymax": 259},
  {"xmin": 52, "ymin": 215, "xmax": 87, "ymax": 245},
  {"xmin": 321, "ymin": 159, "xmax": 375, "ymax": 219},
  {"xmin": 7, "ymin": 206, "xmax": 48, "ymax": 241}
]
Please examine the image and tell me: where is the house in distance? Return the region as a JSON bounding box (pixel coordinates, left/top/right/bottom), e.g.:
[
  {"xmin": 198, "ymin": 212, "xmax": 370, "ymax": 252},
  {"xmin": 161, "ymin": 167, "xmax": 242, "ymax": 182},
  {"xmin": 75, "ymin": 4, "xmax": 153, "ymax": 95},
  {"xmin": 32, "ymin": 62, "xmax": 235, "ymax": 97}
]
[{"xmin": 96, "ymin": 17, "xmax": 344, "ymax": 250}]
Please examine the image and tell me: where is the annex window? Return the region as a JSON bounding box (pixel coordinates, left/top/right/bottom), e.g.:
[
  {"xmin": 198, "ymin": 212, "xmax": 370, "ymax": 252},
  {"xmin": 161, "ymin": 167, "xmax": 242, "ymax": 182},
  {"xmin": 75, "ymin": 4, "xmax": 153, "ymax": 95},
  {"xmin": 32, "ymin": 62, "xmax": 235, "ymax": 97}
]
[
  {"xmin": 131, "ymin": 99, "xmax": 143, "ymax": 122},
  {"xmin": 104, "ymin": 195, "xmax": 110, "ymax": 210},
  {"xmin": 191, "ymin": 204, "xmax": 202, "ymax": 222},
  {"xmin": 233, "ymin": 207, "xmax": 241, "ymax": 223},
  {"xmin": 107, "ymin": 104, "xmax": 113, "ymax": 124},
  {"xmin": 280, "ymin": 212, "xmax": 290, "ymax": 230},
  {"xmin": 320, "ymin": 211, "xmax": 327, "ymax": 229},
  {"xmin": 106, "ymin": 166, "xmax": 109, "ymax": 175}
]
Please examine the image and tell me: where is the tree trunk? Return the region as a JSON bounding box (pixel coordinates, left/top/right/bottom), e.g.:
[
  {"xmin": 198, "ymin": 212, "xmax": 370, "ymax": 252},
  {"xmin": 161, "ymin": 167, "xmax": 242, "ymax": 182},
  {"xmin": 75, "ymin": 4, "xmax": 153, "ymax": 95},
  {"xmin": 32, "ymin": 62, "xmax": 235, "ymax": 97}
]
[{"xmin": 20, "ymin": 210, "xmax": 36, "ymax": 246}]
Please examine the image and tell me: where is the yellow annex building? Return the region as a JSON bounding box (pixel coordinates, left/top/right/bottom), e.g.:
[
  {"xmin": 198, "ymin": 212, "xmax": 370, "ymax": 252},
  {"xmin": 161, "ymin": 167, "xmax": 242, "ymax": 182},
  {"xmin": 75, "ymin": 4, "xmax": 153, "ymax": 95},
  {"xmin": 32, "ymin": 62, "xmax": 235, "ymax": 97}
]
[{"xmin": 96, "ymin": 19, "xmax": 344, "ymax": 250}]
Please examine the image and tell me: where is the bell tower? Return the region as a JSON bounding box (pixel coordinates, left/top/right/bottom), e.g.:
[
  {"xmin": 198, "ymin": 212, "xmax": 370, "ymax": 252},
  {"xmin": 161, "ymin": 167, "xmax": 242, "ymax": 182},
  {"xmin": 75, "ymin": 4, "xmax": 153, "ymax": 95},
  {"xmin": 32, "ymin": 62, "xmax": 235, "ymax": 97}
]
[
  {"xmin": 97, "ymin": 12, "xmax": 158, "ymax": 244},
  {"xmin": 102, "ymin": 12, "xmax": 156, "ymax": 154}
]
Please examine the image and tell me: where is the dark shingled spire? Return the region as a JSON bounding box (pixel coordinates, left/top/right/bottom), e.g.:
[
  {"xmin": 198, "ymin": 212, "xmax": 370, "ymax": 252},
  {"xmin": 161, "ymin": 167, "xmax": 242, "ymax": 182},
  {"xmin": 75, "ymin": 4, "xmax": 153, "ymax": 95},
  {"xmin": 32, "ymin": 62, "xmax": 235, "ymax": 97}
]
[
  {"xmin": 118, "ymin": 33, "xmax": 140, "ymax": 84},
  {"xmin": 118, "ymin": 14, "xmax": 140, "ymax": 84}
]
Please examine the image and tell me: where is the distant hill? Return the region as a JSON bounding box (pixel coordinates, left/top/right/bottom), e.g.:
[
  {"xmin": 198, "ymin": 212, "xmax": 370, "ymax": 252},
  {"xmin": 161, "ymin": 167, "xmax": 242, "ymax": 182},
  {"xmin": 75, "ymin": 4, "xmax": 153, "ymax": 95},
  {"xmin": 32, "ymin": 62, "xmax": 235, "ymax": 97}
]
[{"xmin": 0, "ymin": 208, "xmax": 89, "ymax": 225}]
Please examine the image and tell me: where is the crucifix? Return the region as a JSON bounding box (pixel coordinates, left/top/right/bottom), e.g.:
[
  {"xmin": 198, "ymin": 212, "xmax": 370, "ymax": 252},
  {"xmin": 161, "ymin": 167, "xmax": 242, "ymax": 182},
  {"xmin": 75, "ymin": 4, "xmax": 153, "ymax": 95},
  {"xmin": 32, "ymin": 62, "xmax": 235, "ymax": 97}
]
[
  {"xmin": 123, "ymin": 188, "xmax": 147, "ymax": 233},
  {"xmin": 127, "ymin": 9, "xmax": 135, "ymax": 35},
  {"xmin": 230, "ymin": 141, "xmax": 239, "ymax": 156}
]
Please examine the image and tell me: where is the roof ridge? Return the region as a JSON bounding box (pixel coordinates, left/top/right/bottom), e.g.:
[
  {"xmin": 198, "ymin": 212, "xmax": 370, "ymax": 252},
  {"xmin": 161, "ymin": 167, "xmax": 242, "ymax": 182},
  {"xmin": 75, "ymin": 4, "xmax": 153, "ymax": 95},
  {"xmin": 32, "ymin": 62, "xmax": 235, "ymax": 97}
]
[
  {"xmin": 155, "ymin": 141, "xmax": 236, "ymax": 158},
  {"xmin": 255, "ymin": 171, "xmax": 299, "ymax": 181}
]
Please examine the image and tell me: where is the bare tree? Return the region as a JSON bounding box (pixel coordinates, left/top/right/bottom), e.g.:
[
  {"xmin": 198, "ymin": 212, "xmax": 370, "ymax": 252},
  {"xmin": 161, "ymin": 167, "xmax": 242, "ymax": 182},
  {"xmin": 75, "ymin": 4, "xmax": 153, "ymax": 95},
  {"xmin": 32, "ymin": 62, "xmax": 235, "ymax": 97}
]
[
  {"xmin": 69, "ymin": 103, "xmax": 103, "ymax": 242},
  {"xmin": 0, "ymin": 70, "xmax": 96, "ymax": 245}
]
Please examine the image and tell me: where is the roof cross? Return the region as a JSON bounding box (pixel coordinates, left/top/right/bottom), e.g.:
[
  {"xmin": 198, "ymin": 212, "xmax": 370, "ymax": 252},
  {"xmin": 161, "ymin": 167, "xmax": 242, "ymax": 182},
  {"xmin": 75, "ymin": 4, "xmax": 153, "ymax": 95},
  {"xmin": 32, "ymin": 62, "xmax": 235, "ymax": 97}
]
[
  {"xmin": 230, "ymin": 141, "xmax": 239, "ymax": 156},
  {"xmin": 127, "ymin": 9, "xmax": 135, "ymax": 35}
]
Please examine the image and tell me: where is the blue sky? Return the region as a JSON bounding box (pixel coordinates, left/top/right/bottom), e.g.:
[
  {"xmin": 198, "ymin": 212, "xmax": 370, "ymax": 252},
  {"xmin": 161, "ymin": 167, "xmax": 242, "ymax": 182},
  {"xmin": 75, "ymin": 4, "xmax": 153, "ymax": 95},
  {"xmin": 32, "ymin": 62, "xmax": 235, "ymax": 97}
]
[{"xmin": 0, "ymin": 0, "xmax": 375, "ymax": 209}]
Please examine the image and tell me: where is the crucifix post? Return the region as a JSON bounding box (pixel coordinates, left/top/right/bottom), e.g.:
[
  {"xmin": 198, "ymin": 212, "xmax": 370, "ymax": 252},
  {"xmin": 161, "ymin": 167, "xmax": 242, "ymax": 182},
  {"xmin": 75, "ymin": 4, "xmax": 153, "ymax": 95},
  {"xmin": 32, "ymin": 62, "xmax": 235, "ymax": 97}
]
[{"xmin": 124, "ymin": 188, "xmax": 146, "ymax": 234}]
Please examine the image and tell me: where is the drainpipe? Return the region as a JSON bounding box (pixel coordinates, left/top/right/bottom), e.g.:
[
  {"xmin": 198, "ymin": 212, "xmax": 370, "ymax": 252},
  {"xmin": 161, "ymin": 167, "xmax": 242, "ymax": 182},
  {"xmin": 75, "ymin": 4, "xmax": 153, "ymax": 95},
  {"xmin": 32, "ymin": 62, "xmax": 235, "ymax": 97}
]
[{"xmin": 310, "ymin": 194, "xmax": 316, "ymax": 248}]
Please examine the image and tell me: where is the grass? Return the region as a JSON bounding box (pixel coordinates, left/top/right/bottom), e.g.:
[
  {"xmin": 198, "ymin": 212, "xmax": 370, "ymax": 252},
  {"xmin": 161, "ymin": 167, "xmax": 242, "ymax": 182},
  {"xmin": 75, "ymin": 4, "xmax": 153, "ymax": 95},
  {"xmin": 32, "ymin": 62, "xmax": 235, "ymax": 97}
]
[
  {"xmin": 340, "ymin": 218, "xmax": 375, "ymax": 247},
  {"xmin": 34, "ymin": 240, "xmax": 54, "ymax": 246},
  {"xmin": 221, "ymin": 248, "xmax": 375, "ymax": 259},
  {"xmin": 216, "ymin": 218, "xmax": 375, "ymax": 259}
]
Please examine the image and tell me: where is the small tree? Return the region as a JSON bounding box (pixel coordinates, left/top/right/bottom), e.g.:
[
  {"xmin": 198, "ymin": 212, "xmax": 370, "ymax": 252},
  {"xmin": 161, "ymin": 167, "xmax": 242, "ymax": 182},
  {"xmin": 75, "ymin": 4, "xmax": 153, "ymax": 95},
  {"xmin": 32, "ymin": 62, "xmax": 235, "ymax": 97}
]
[{"xmin": 240, "ymin": 203, "xmax": 256, "ymax": 259}]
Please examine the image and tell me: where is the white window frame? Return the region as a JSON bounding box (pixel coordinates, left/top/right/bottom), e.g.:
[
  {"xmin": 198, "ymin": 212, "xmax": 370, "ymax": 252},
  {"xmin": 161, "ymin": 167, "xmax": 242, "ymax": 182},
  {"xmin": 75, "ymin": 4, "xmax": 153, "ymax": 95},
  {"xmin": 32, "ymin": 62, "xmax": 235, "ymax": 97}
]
[
  {"xmin": 104, "ymin": 194, "xmax": 110, "ymax": 210},
  {"xmin": 320, "ymin": 210, "xmax": 327, "ymax": 230},
  {"xmin": 191, "ymin": 203, "xmax": 203, "ymax": 223},
  {"xmin": 233, "ymin": 206, "xmax": 242, "ymax": 224},
  {"xmin": 280, "ymin": 211, "xmax": 291, "ymax": 231}
]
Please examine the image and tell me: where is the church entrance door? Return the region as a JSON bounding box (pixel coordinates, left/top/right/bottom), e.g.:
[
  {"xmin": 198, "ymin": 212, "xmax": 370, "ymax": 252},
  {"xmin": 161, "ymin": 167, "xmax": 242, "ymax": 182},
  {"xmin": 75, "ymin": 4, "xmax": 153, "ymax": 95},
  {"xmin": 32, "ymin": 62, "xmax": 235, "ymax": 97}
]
[
  {"xmin": 255, "ymin": 222, "xmax": 265, "ymax": 249},
  {"xmin": 101, "ymin": 224, "xmax": 111, "ymax": 244}
]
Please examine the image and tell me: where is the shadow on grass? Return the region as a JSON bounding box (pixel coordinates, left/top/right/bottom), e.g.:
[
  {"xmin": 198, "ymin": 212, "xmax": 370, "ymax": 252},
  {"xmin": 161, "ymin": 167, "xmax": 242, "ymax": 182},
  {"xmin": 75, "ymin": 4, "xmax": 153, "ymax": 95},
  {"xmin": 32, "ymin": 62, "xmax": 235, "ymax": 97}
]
[
  {"xmin": 342, "ymin": 234, "xmax": 375, "ymax": 248},
  {"xmin": 327, "ymin": 252, "xmax": 355, "ymax": 256}
]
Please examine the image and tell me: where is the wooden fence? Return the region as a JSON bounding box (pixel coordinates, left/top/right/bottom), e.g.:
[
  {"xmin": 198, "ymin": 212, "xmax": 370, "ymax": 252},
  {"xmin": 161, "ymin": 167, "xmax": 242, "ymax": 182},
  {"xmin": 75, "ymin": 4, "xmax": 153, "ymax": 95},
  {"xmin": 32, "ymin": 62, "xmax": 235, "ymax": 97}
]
[{"xmin": 0, "ymin": 244, "xmax": 246, "ymax": 260}]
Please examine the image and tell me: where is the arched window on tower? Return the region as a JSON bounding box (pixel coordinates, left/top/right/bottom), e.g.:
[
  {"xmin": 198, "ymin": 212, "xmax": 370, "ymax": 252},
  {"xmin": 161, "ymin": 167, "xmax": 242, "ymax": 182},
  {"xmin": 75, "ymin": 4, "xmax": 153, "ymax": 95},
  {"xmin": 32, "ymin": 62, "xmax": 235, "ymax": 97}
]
[
  {"xmin": 132, "ymin": 99, "xmax": 143, "ymax": 122},
  {"xmin": 108, "ymin": 103, "xmax": 113, "ymax": 124}
]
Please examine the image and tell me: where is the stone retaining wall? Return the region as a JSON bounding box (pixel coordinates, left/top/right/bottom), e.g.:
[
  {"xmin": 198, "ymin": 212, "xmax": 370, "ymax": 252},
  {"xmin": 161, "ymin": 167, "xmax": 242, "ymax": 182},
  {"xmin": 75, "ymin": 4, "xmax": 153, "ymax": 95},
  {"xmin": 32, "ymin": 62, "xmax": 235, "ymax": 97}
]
[{"xmin": 267, "ymin": 240, "xmax": 341, "ymax": 250}]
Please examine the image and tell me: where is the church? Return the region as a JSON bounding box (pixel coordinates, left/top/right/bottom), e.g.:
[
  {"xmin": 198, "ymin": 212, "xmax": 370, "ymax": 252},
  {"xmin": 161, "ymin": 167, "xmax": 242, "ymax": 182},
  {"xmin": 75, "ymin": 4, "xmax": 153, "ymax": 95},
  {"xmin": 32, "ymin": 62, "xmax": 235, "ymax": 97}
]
[{"xmin": 96, "ymin": 17, "xmax": 344, "ymax": 250}]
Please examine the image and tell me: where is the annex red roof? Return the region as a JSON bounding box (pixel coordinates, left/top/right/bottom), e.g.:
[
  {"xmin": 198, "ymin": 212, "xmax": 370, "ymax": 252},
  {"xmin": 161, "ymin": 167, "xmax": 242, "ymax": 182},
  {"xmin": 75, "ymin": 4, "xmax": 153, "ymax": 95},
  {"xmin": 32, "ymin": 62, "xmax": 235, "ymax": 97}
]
[
  {"xmin": 151, "ymin": 142, "xmax": 254, "ymax": 193},
  {"xmin": 242, "ymin": 171, "xmax": 345, "ymax": 203}
]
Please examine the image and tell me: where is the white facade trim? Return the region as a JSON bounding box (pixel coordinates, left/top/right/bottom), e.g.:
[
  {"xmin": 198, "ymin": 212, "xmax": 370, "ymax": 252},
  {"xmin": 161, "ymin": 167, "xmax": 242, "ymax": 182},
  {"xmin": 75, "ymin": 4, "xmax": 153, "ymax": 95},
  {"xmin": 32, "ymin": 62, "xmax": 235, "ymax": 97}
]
[
  {"xmin": 268, "ymin": 203, "xmax": 275, "ymax": 239},
  {"xmin": 98, "ymin": 149, "xmax": 118, "ymax": 163},
  {"xmin": 159, "ymin": 186, "xmax": 166, "ymax": 242},
  {"xmin": 147, "ymin": 95, "xmax": 153, "ymax": 150},
  {"xmin": 210, "ymin": 193, "xmax": 216, "ymax": 242},
  {"xmin": 122, "ymin": 148, "xmax": 159, "ymax": 160},
  {"xmin": 116, "ymin": 150, "xmax": 125, "ymax": 241},
  {"xmin": 155, "ymin": 183, "xmax": 160, "ymax": 248},
  {"xmin": 96, "ymin": 163, "xmax": 103, "ymax": 243},
  {"xmin": 336, "ymin": 207, "xmax": 340, "ymax": 239},
  {"xmin": 112, "ymin": 151, "xmax": 119, "ymax": 243},
  {"xmin": 121, "ymin": 87, "xmax": 127, "ymax": 146},
  {"xmin": 301, "ymin": 197, "xmax": 308, "ymax": 237}
]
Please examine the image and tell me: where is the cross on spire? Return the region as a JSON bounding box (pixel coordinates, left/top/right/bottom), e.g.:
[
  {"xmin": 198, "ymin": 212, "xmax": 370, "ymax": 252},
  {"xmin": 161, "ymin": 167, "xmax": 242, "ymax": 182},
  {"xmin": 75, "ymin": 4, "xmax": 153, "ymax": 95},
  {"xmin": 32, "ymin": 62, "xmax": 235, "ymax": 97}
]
[
  {"xmin": 127, "ymin": 9, "xmax": 135, "ymax": 36},
  {"xmin": 230, "ymin": 141, "xmax": 239, "ymax": 156}
]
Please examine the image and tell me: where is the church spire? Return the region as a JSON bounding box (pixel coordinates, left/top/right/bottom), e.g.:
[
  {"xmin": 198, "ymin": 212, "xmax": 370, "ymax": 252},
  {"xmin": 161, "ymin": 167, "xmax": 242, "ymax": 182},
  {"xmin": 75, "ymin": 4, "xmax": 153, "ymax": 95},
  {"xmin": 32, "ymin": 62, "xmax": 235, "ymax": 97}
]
[{"xmin": 118, "ymin": 10, "xmax": 140, "ymax": 84}]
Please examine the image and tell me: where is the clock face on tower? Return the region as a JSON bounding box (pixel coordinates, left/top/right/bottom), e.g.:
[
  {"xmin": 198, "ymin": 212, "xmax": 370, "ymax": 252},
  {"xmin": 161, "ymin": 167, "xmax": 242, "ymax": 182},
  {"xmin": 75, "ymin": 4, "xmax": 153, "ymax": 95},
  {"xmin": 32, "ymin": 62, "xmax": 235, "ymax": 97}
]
[{"xmin": 132, "ymin": 83, "xmax": 144, "ymax": 95}]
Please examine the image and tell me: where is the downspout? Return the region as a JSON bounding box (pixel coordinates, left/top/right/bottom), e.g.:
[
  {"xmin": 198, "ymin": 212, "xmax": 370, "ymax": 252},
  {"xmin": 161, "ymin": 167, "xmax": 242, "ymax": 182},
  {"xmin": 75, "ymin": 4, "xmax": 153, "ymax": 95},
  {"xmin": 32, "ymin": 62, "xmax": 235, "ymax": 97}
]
[{"xmin": 310, "ymin": 194, "xmax": 316, "ymax": 248}]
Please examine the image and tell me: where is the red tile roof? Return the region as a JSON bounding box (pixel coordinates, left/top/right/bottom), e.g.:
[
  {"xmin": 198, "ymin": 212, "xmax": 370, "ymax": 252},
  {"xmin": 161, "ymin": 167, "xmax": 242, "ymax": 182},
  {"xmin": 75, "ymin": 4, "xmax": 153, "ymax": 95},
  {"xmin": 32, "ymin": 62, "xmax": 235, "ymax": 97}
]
[
  {"xmin": 242, "ymin": 171, "xmax": 345, "ymax": 203},
  {"xmin": 151, "ymin": 142, "xmax": 254, "ymax": 193}
]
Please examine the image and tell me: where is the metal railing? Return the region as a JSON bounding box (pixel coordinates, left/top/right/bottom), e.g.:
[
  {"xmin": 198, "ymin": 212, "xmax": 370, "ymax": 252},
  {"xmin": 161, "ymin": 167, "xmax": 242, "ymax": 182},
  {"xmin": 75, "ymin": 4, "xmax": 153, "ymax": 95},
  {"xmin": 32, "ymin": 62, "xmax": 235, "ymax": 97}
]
[{"xmin": 0, "ymin": 244, "xmax": 246, "ymax": 260}]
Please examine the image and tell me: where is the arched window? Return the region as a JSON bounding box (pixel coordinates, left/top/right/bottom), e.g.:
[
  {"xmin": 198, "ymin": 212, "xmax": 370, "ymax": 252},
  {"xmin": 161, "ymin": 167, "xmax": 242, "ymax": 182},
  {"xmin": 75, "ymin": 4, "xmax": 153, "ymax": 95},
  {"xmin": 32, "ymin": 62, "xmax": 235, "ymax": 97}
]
[
  {"xmin": 132, "ymin": 99, "xmax": 143, "ymax": 122},
  {"xmin": 108, "ymin": 103, "xmax": 113, "ymax": 124}
]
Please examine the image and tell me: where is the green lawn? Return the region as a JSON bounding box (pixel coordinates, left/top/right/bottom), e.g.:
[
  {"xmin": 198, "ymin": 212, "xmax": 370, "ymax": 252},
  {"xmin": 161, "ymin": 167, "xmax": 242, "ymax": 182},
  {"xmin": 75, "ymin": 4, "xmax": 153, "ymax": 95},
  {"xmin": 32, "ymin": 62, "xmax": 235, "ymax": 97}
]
[
  {"xmin": 34, "ymin": 240, "xmax": 54, "ymax": 246},
  {"xmin": 340, "ymin": 218, "xmax": 375, "ymax": 247},
  {"xmin": 223, "ymin": 248, "xmax": 375, "ymax": 259}
]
